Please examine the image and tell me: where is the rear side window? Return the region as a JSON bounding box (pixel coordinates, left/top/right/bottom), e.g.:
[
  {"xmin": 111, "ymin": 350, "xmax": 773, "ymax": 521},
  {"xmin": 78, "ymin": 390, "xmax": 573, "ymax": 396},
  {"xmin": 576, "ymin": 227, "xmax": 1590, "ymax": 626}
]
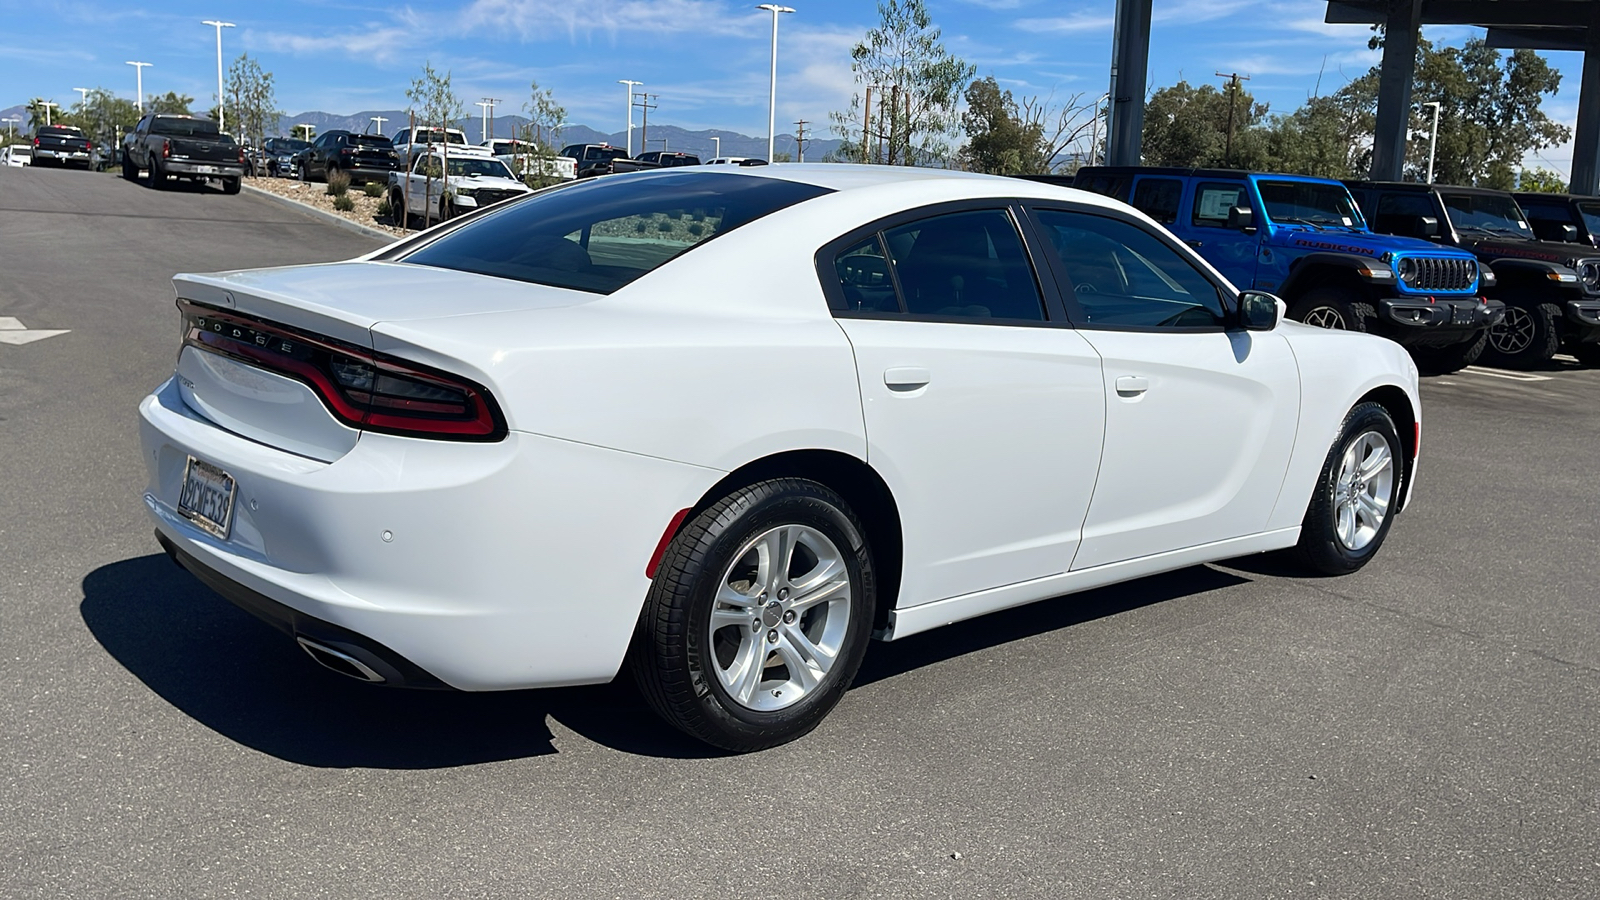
[
  {"xmin": 400, "ymin": 171, "xmax": 831, "ymax": 294},
  {"xmin": 1192, "ymin": 181, "xmax": 1250, "ymax": 228},
  {"xmin": 1130, "ymin": 178, "xmax": 1183, "ymax": 224},
  {"xmin": 1374, "ymin": 193, "xmax": 1437, "ymax": 233},
  {"xmin": 833, "ymin": 237, "xmax": 899, "ymax": 312},
  {"xmin": 879, "ymin": 210, "xmax": 1045, "ymax": 321}
]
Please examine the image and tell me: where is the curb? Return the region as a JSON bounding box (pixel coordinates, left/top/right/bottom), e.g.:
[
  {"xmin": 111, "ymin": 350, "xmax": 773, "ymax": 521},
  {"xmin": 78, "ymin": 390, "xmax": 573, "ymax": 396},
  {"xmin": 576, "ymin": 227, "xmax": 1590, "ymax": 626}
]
[{"xmin": 242, "ymin": 182, "xmax": 396, "ymax": 243}]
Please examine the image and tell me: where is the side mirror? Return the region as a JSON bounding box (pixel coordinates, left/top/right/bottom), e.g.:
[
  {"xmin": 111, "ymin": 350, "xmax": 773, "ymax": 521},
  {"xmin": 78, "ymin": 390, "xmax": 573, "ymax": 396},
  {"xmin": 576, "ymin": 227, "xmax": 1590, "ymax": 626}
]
[
  {"xmin": 1559, "ymin": 223, "xmax": 1580, "ymax": 243},
  {"xmin": 1412, "ymin": 215, "xmax": 1440, "ymax": 238},
  {"xmin": 1227, "ymin": 205, "xmax": 1255, "ymax": 231},
  {"xmin": 1237, "ymin": 290, "xmax": 1281, "ymax": 331}
]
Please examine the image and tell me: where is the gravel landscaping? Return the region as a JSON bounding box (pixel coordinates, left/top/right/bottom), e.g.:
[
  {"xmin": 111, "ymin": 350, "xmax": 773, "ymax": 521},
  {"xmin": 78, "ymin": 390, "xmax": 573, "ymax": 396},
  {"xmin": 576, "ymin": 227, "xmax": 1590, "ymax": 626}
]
[{"xmin": 244, "ymin": 176, "xmax": 410, "ymax": 237}]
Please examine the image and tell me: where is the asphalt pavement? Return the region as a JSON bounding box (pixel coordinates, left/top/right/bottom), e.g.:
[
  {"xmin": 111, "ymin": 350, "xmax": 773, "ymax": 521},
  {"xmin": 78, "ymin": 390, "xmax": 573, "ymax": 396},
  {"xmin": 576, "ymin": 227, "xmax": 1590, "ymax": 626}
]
[{"xmin": 2, "ymin": 164, "xmax": 1597, "ymax": 899}]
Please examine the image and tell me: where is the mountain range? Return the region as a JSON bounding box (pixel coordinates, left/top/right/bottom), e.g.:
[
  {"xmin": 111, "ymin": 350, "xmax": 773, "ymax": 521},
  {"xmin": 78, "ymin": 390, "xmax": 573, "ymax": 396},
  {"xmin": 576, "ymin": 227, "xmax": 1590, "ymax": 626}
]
[{"xmin": 0, "ymin": 104, "xmax": 843, "ymax": 162}]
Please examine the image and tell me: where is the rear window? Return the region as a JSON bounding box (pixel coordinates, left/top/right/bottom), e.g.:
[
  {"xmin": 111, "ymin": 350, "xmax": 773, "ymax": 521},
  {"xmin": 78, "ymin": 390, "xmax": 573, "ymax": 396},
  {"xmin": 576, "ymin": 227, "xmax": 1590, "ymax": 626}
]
[
  {"xmin": 399, "ymin": 171, "xmax": 832, "ymax": 294},
  {"xmin": 1131, "ymin": 177, "xmax": 1183, "ymax": 224},
  {"xmin": 151, "ymin": 117, "xmax": 221, "ymax": 137},
  {"xmin": 39, "ymin": 126, "xmax": 84, "ymax": 137}
]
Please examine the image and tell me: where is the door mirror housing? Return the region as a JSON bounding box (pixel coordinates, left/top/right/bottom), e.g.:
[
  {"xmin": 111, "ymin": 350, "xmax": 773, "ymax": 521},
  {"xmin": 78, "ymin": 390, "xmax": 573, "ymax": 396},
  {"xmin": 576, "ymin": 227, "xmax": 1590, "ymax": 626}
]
[
  {"xmin": 1237, "ymin": 290, "xmax": 1281, "ymax": 331},
  {"xmin": 1411, "ymin": 215, "xmax": 1440, "ymax": 238},
  {"xmin": 1227, "ymin": 205, "xmax": 1255, "ymax": 231}
]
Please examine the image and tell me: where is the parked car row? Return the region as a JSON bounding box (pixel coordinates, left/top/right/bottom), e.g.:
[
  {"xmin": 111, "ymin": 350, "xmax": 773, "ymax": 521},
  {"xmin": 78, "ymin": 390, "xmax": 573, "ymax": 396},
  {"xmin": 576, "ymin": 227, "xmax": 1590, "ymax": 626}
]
[{"xmin": 1066, "ymin": 167, "xmax": 1600, "ymax": 371}]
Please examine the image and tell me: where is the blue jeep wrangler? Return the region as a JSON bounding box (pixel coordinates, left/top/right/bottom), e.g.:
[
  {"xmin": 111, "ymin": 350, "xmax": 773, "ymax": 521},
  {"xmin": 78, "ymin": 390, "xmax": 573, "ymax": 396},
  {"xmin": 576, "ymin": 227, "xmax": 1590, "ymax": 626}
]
[{"xmin": 1055, "ymin": 167, "xmax": 1504, "ymax": 373}]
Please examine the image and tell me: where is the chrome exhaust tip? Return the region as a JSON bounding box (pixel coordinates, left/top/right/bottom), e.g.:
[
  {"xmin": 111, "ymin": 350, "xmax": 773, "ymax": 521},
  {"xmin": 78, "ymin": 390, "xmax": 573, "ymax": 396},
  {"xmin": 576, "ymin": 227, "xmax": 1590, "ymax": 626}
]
[{"xmin": 295, "ymin": 636, "xmax": 387, "ymax": 684}]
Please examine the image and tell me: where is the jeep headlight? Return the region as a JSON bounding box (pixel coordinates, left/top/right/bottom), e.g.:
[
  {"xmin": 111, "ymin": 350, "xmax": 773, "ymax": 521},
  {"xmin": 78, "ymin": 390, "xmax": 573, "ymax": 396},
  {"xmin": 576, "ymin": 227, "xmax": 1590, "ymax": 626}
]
[
  {"xmin": 1580, "ymin": 261, "xmax": 1600, "ymax": 290},
  {"xmin": 1397, "ymin": 257, "xmax": 1417, "ymax": 283}
]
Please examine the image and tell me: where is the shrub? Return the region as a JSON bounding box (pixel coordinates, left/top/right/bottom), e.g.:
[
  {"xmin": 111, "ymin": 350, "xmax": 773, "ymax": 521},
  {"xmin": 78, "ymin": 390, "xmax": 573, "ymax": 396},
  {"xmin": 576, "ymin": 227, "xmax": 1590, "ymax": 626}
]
[
  {"xmin": 375, "ymin": 198, "xmax": 392, "ymax": 218},
  {"xmin": 658, "ymin": 220, "xmax": 674, "ymax": 233},
  {"xmin": 362, "ymin": 181, "xmax": 384, "ymax": 198},
  {"xmin": 326, "ymin": 171, "xmax": 351, "ymax": 196},
  {"xmin": 333, "ymin": 194, "xmax": 355, "ymax": 212},
  {"xmin": 634, "ymin": 220, "xmax": 649, "ymax": 234},
  {"xmin": 687, "ymin": 222, "xmax": 705, "ymax": 237}
]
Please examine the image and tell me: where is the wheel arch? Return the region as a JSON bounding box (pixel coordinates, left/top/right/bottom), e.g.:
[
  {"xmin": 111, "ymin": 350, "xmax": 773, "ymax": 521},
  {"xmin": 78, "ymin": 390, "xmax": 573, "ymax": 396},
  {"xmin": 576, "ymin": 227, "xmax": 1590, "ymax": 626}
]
[
  {"xmin": 683, "ymin": 449, "xmax": 903, "ymax": 635},
  {"xmin": 1280, "ymin": 254, "xmax": 1379, "ymax": 303},
  {"xmin": 1355, "ymin": 383, "xmax": 1417, "ymax": 512}
]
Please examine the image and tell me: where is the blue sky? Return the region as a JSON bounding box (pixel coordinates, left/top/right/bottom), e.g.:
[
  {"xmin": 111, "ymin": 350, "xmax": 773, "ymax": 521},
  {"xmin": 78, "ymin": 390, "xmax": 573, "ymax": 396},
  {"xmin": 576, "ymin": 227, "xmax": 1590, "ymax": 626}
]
[{"xmin": 1, "ymin": 0, "xmax": 1582, "ymax": 174}]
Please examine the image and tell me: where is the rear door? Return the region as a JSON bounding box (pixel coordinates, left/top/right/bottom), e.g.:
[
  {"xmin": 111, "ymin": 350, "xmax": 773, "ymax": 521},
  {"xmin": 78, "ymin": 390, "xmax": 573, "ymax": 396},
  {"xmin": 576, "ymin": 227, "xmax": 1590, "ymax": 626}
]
[
  {"xmin": 1026, "ymin": 204, "xmax": 1299, "ymax": 570},
  {"xmin": 825, "ymin": 203, "xmax": 1107, "ymax": 607}
]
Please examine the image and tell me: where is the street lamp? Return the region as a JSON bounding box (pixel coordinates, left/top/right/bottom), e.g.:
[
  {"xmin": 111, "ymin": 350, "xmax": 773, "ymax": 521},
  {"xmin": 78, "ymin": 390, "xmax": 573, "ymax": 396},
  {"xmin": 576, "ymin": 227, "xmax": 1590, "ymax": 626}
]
[
  {"xmin": 711, "ymin": 135, "xmax": 720, "ymax": 159},
  {"xmin": 126, "ymin": 61, "xmax": 152, "ymax": 113},
  {"xmin": 371, "ymin": 116, "xmax": 387, "ymax": 135},
  {"xmin": 1423, "ymin": 100, "xmax": 1441, "ymax": 185},
  {"xmin": 476, "ymin": 98, "xmax": 500, "ymax": 143},
  {"xmin": 295, "ymin": 123, "xmax": 314, "ymax": 141},
  {"xmin": 202, "ymin": 21, "xmax": 235, "ymax": 131},
  {"xmin": 4, "ymin": 116, "xmax": 20, "ymax": 140},
  {"xmin": 617, "ymin": 80, "xmax": 642, "ymax": 156},
  {"xmin": 73, "ymin": 87, "xmax": 90, "ymax": 108},
  {"xmin": 756, "ymin": 4, "xmax": 795, "ymax": 163},
  {"xmin": 1089, "ymin": 92, "xmax": 1110, "ymax": 166},
  {"xmin": 39, "ymin": 101, "xmax": 59, "ymax": 126}
]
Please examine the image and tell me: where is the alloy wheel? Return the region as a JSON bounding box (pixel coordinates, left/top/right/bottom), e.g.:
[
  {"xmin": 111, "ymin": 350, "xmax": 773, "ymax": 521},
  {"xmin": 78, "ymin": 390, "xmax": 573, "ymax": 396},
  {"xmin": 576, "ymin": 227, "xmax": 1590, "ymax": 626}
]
[
  {"xmin": 707, "ymin": 524, "xmax": 852, "ymax": 712},
  {"xmin": 1334, "ymin": 430, "xmax": 1393, "ymax": 552},
  {"xmin": 1303, "ymin": 306, "xmax": 1348, "ymax": 329},
  {"xmin": 1487, "ymin": 306, "xmax": 1535, "ymax": 355}
]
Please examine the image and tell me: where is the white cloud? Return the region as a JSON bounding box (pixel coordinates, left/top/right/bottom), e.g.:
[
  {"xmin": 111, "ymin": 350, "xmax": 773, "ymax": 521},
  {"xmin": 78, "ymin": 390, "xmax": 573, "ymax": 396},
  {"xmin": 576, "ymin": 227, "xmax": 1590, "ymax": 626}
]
[
  {"xmin": 1015, "ymin": 12, "xmax": 1114, "ymax": 34},
  {"xmin": 459, "ymin": 0, "xmax": 763, "ymax": 42}
]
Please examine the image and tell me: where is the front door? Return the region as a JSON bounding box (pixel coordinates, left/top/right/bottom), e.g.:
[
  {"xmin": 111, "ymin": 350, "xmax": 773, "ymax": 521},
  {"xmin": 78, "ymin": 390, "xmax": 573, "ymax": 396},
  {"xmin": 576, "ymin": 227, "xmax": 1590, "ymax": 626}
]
[
  {"xmin": 826, "ymin": 206, "xmax": 1107, "ymax": 607},
  {"xmin": 1027, "ymin": 205, "xmax": 1299, "ymax": 570},
  {"xmin": 1187, "ymin": 179, "xmax": 1259, "ymax": 290}
]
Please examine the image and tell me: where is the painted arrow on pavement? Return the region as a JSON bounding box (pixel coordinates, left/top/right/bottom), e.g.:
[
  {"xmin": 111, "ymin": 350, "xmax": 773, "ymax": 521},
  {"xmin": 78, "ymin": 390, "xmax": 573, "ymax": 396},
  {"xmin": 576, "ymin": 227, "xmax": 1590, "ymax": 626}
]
[{"xmin": 0, "ymin": 316, "xmax": 70, "ymax": 345}]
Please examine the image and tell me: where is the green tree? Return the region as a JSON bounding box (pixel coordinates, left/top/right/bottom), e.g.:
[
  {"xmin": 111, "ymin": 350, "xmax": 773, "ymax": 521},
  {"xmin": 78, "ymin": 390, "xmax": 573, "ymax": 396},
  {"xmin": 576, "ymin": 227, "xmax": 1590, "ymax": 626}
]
[
  {"xmin": 405, "ymin": 62, "xmax": 464, "ymax": 227},
  {"xmin": 958, "ymin": 77, "xmax": 1043, "ymax": 174},
  {"xmin": 26, "ymin": 97, "xmax": 62, "ymax": 130},
  {"xmin": 828, "ymin": 0, "xmax": 975, "ymax": 165},
  {"xmin": 1517, "ymin": 167, "xmax": 1568, "ymax": 192},
  {"xmin": 1140, "ymin": 80, "xmax": 1271, "ymax": 169},
  {"xmin": 227, "ymin": 53, "xmax": 279, "ymax": 156},
  {"xmin": 66, "ymin": 88, "xmax": 140, "ymax": 155},
  {"xmin": 1256, "ymin": 75, "xmax": 1378, "ymax": 179},
  {"xmin": 145, "ymin": 92, "xmax": 194, "ymax": 116},
  {"xmin": 519, "ymin": 80, "xmax": 566, "ymax": 187}
]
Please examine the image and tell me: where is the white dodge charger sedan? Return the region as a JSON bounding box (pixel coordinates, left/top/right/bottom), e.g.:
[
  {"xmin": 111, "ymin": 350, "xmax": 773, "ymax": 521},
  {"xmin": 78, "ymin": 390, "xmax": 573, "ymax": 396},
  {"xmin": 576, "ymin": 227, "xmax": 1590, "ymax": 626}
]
[{"xmin": 139, "ymin": 165, "xmax": 1420, "ymax": 751}]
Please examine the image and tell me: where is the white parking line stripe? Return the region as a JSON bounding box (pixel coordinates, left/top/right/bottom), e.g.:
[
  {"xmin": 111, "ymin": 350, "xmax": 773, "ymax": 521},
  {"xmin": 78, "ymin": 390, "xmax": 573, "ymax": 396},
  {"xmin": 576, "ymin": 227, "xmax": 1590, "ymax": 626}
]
[
  {"xmin": 1461, "ymin": 366, "xmax": 1553, "ymax": 382},
  {"xmin": 0, "ymin": 317, "xmax": 24, "ymax": 330}
]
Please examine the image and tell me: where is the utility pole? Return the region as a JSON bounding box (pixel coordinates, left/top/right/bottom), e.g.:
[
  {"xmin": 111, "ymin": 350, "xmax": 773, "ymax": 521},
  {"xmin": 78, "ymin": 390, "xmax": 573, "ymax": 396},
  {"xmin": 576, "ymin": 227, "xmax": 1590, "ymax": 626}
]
[
  {"xmin": 863, "ymin": 85, "xmax": 875, "ymax": 163},
  {"xmin": 126, "ymin": 61, "xmax": 151, "ymax": 113},
  {"xmin": 633, "ymin": 93, "xmax": 657, "ymax": 157},
  {"xmin": 887, "ymin": 85, "xmax": 899, "ymax": 165},
  {"xmin": 794, "ymin": 119, "xmax": 808, "ymax": 163},
  {"xmin": 203, "ymin": 20, "xmax": 235, "ymax": 131},
  {"xmin": 1214, "ymin": 71, "xmax": 1250, "ymax": 167}
]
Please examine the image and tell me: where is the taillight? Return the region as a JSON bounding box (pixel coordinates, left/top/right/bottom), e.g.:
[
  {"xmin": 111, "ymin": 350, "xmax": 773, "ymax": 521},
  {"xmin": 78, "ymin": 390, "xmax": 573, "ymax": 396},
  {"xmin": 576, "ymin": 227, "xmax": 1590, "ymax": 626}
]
[
  {"xmin": 178, "ymin": 300, "xmax": 505, "ymax": 441},
  {"xmin": 32, "ymin": 137, "xmax": 39, "ymax": 146},
  {"xmin": 238, "ymin": 148, "xmax": 246, "ymax": 164},
  {"xmin": 86, "ymin": 141, "xmax": 93, "ymax": 151},
  {"xmin": 162, "ymin": 139, "xmax": 170, "ymax": 159}
]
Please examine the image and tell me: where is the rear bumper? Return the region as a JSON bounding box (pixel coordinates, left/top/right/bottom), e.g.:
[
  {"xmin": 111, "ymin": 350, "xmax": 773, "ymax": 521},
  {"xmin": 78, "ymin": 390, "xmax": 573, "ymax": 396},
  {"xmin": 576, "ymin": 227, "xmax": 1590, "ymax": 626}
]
[
  {"xmin": 165, "ymin": 160, "xmax": 245, "ymax": 178},
  {"xmin": 341, "ymin": 164, "xmax": 399, "ymax": 182},
  {"xmin": 1376, "ymin": 297, "xmax": 1504, "ymax": 345},
  {"xmin": 34, "ymin": 148, "xmax": 91, "ymax": 162},
  {"xmin": 138, "ymin": 376, "xmax": 718, "ymax": 691}
]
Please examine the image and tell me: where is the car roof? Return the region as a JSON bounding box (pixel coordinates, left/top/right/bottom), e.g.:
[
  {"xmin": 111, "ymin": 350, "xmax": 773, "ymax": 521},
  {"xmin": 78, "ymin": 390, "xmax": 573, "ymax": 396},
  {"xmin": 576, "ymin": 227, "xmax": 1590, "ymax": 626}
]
[
  {"xmin": 1076, "ymin": 165, "xmax": 1343, "ymax": 185},
  {"xmin": 1346, "ymin": 180, "xmax": 1516, "ymax": 197},
  {"xmin": 1512, "ymin": 192, "xmax": 1595, "ymax": 203}
]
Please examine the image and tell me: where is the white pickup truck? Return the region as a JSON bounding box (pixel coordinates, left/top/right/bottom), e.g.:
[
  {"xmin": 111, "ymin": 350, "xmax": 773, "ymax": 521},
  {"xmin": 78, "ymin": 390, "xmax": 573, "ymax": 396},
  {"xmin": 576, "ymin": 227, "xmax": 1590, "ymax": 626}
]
[
  {"xmin": 389, "ymin": 126, "xmax": 469, "ymax": 163},
  {"xmin": 480, "ymin": 138, "xmax": 577, "ymax": 181},
  {"xmin": 386, "ymin": 147, "xmax": 534, "ymax": 227}
]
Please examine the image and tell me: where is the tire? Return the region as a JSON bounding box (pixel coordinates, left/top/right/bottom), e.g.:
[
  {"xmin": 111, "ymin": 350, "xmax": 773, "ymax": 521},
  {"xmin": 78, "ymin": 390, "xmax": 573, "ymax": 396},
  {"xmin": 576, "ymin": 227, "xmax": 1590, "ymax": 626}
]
[
  {"xmin": 1572, "ymin": 341, "xmax": 1600, "ymax": 367},
  {"xmin": 1288, "ymin": 287, "xmax": 1372, "ymax": 333},
  {"xmin": 1482, "ymin": 302, "xmax": 1561, "ymax": 368},
  {"xmin": 1411, "ymin": 329, "xmax": 1487, "ymax": 375},
  {"xmin": 148, "ymin": 159, "xmax": 165, "ymax": 189},
  {"xmin": 221, "ymin": 177, "xmax": 241, "ymax": 195},
  {"xmin": 1295, "ymin": 402, "xmax": 1404, "ymax": 576},
  {"xmin": 121, "ymin": 157, "xmax": 137, "ymax": 180},
  {"xmin": 631, "ymin": 478, "xmax": 877, "ymax": 752},
  {"xmin": 297, "ymin": 162, "xmax": 308, "ymax": 182},
  {"xmin": 389, "ymin": 189, "xmax": 411, "ymax": 228},
  {"xmin": 324, "ymin": 162, "xmax": 338, "ymax": 184}
]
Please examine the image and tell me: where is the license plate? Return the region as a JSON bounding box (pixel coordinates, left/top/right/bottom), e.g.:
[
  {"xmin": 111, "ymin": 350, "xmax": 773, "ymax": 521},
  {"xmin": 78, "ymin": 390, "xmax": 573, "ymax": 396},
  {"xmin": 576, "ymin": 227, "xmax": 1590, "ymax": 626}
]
[
  {"xmin": 177, "ymin": 456, "xmax": 237, "ymax": 539},
  {"xmin": 1452, "ymin": 306, "xmax": 1475, "ymax": 325},
  {"xmin": 196, "ymin": 165, "xmax": 219, "ymax": 174}
]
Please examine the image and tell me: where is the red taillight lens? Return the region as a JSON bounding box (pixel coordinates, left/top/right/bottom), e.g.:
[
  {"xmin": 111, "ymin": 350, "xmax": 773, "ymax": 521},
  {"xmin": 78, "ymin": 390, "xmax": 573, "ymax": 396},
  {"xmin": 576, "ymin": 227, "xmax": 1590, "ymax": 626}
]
[
  {"xmin": 178, "ymin": 300, "xmax": 505, "ymax": 441},
  {"xmin": 86, "ymin": 141, "xmax": 94, "ymax": 151},
  {"xmin": 162, "ymin": 139, "xmax": 170, "ymax": 159},
  {"xmin": 32, "ymin": 137, "xmax": 39, "ymax": 146}
]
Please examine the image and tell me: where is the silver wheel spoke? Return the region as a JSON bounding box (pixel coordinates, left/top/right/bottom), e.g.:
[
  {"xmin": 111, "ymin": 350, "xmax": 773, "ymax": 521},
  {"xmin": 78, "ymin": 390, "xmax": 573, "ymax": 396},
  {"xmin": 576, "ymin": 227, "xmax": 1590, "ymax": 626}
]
[
  {"xmin": 758, "ymin": 526, "xmax": 797, "ymax": 593},
  {"xmin": 716, "ymin": 581, "xmax": 761, "ymax": 611},
  {"xmin": 710, "ymin": 606, "xmax": 755, "ymax": 632},
  {"xmin": 725, "ymin": 637, "xmax": 766, "ymax": 705},
  {"xmin": 789, "ymin": 559, "xmax": 849, "ymax": 614},
  {"xmin": 773, "ymin": 634, "xmax": 822, "ymax": 692},
  {"xmin": 1359, "ymin": 450, "xmax": 1392, "ymax": 480},
  {"xmin": 1357, "ymin": 490, "xmax": 1387, "ymax": 520}
]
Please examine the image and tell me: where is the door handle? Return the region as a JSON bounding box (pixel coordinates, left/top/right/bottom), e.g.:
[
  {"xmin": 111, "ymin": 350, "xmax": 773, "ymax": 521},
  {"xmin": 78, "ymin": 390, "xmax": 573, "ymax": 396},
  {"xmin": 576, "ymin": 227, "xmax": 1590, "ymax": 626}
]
[
  {"xmin": 1115, "ymin": 375, "xmax": 1149, "ymax": 396},
  {"xmin": 1185, "ymin": 240, "xmax": 1204, "ymax": 248},
  {"xmin": 884, "ymin": 367, "xmax": 931, "ymax": 391}
]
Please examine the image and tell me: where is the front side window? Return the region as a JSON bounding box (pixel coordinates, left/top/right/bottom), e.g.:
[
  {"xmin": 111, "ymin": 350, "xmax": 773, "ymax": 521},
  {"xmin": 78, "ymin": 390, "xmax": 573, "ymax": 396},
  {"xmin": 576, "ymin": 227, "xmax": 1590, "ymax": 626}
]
[
  {"xmin": 1441, "ymin": 193, "xmax": 1531, "ymax": 236},
  {"xmin": 1258, "ymin": 180, "xmax": 1362, "ymax": 228},
  {"xmin": 1578, "ymin": 202, "xmax": 1600, "ymax": 240},
  {"xmin": 1130, "ymin": 177, "xmax": 1183, "ymax": 224},
  {"xmin": 880, "ymin": 210, "xmax": 1045, "ymax": 321},
  {"xmin": 1374, "ymin": 192, "xmax": 1438, "ymax": 233},
  {"xmin": 399, "ymin": 171, "xmax": 831, "ymax": 294},
  {"xmin": 1034, "ymin": 209, "xmax": 1227, "ymax": 328},
  {"xmin": 1192, "ymin": 181, "xmax": 1251, "ymax": 229}
]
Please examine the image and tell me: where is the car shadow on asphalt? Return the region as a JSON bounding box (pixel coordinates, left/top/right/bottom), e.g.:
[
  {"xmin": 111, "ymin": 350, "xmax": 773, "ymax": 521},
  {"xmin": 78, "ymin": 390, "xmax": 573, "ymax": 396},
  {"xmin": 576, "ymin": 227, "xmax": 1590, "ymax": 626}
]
[
  {"xmin": 82, "ymin": 554, "xmax": 1257, "ymax": 767},
  {"xmin": 80, "ymin": 554, "xmax": 716, "ymax": 768}
]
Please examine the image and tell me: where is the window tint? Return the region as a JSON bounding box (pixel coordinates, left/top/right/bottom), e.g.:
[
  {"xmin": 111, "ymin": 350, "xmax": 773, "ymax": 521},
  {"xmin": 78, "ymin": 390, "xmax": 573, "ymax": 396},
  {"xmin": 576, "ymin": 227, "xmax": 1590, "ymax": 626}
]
[
  {"xmin": 1521, "ymin": 202, "xmax": 1572, "ymax": 224},
  {"xmin": 1034, "ymin": 209, "xmax": 1227, "ymax": 328},
  {"xmin": 1191, "ymin": 181, "xmax": 1250, "ymax": 229},
  {"xmin": 150, "ymin": 117, "xmax": 221, "ymax": 137},
  {"xmin": 1258, "ymin": 180, "xmax": 1361, "ymax": 227},
  {"xmin": 1374, "ymin": 192, "xmax": 1438, "ymax": 233},
  {"xmin": 880, "ymin": 210, "xmax": 1045, "ymax": 321},
  {"xmin": 1130, "ymin": 178, "xmax": 1183, "ymax": 224},
  {"xmin": 401, "ymin": 172, "xmax": 831, "ymax": 294},
  {"xmin": 832, "ymin": 237, "xmax": 899, "ymax": 312},
  {"xmin": 1074, "ymin": 174, "xmax": 1132, "ymax": 202}
]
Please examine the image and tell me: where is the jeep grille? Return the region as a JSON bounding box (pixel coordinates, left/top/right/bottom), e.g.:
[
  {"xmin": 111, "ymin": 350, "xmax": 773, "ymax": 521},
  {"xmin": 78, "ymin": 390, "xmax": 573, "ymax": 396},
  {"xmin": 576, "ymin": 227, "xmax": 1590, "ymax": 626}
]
[{"xmin": 1400, "ymin": 257, "xmax": 1476, "ymax": 292}]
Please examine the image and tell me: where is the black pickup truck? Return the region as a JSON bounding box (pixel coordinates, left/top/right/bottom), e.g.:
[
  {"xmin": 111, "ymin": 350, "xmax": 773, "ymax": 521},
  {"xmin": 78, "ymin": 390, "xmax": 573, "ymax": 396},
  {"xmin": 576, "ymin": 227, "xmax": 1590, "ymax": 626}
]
[
  {"xmin": 31, "ymin": 125, "xmax": 93, "ymax": 168},
  {"xmin": 122, "ymin": 114, "xmax": 246, "ymax": 194},
  {"xmin": 560, "ymin": 143, "xmax": 657, "ymax": 178}
]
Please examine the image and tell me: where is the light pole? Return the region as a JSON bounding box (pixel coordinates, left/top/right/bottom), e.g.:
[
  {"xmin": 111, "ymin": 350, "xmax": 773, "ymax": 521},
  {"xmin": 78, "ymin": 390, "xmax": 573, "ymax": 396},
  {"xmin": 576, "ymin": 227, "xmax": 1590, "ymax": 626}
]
[
  {"xmin": 126, "ymin": 61, "xmax": 151, "ymax": 113},
  {"xmin": 202, "ymin": 21, "xmax": 235, "ymax": 131},
  {"xmin": 4, "ymin": 116, "xmax": 20, "ymax": 140},
  {"xmin": 1423, "ymin": 100, "xmax": 1441, "ymax": 184},
  {"xmin": 617, "ymin": 80, "xmax": 642, "ymax": 156},
  {"xmin": 476, "ymin": 98, "xmax": 500, "ymax": 143},
  {"xmin": 756, "ymin": 4, "xmax": 794, "ymax": 163},
  {"xmin": 295, "ymin": 123, "xmax": 314, "ymax": 141},
  {"xmin": 371, "ymin": 116, "xmax": 387, "ymax": 135},
  {"xmin": 711, "ymin": 136, "xmax": 720, "ymax": 159},
  {"xmin": 1089, "ymin": 92, "xmax": 1110, "ymax": 166},
  {"xmin": 73, "ymin": 87, "xmax": 90, "ymax": 109},
  {"xmin": 39, "ymin": 101, "xmax": 59, "ymax": 126}
]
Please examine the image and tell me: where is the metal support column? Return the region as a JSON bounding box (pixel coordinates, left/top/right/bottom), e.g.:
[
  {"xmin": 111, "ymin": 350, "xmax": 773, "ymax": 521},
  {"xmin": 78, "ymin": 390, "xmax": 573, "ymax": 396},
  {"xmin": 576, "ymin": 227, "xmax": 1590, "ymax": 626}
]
[
  {"xmin": 1106, "ymin": 0, "xmax": 1153, "ymax": 167},
  {"xmin": 1572, "ymin": 9, "xmax": 1600, "ymax": 194},
  {"xmin": 1370, "ymin": 0, "xmax": 1422, "ymax": 181}
]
